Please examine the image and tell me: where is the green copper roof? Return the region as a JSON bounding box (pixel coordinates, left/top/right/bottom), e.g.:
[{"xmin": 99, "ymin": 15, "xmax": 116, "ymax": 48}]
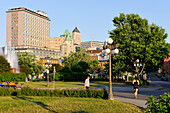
[{"xmin": 60, "ymin": 30, "xmax": 72, "ymax": 41}]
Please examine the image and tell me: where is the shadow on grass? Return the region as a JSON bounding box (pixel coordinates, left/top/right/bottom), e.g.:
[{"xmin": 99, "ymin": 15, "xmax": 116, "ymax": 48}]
[
  {"xmin": 72, "ymin": 111, "xmax": 88, "ymax": 113},
  {"xmin": 12, "ymin": 97, "xmax": 58, "ymax": 113}
]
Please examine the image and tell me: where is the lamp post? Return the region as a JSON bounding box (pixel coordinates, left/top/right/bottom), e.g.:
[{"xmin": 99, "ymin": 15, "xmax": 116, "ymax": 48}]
[
  {"xmin": 45, "ymin": 60, "xmax": 52, "ymax": 87},
  {"xmin": 134, "ymin": 59, "xmax": 142, "ymax": 79},
  {"xmin": 53, "ymin": 67, "xmax": 55, "ymax": 89},
  {"xmin": 102, "ymin": 38, "xmax": 119, "ymax": 100}
]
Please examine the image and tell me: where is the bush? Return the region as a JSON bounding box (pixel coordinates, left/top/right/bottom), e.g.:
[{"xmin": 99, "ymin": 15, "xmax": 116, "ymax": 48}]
[
  {"xmin": 145, "ymin": 92, "xmax": 170, "ymax": 113},
  {"xmin": 59, "ymin": 72, "xmax": 88, "ymax": 81},
  {"xmin": 33, "ymin": 78, "xmax": 45, "ymax": 82},
  {"xmin": 0, "ymin": 87, "xmax": 109, "ymax": 99},
  {"xmin": 139, "ymin": 80, "xmax": 149, "ymax": 86},
  {"xmin": 129, "ymin": 77, "xmax": 134, "ymax": 81},
  {"xmin": 0, "ymin": 72, "xmax": 26, "ymax": 82}
]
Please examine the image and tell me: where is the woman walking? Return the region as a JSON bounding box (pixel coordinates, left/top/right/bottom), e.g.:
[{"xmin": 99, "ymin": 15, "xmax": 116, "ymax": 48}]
[{"xmin": 132, "ymin": 76, "xmax": 140, "ymax": 99}]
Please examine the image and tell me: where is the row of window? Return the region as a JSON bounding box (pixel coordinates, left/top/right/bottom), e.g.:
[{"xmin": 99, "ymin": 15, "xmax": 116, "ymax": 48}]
[
  {"xmin": 12, "ymin": 17, "xmax": 18, "ymax": 19},
  {"xmin": 23, "ymin": 13, "xmax": 49, "ymax": 24},
  {"xmin": 11, "ymin": 20, "xmax": 18, "ymax": 23},
  {"xmin": 11, "ymin": 41, "xmax": 18, "ymax": 43},
  {"xmin": 12, "ymin": 14, "xmax": 18, "ymax": 16}
]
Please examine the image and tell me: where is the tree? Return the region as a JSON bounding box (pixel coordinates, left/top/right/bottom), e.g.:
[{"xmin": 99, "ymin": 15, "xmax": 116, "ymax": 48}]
[
  {"xmin": 20, "ymin": 65, "xmax": 32, "ymax": 76},
  {"xmin": 0, "ymin": 56, "xmax": 11, "ymax": 72},
  {"xmin": 17, "ymin": 52, "xmax": 44, "ymax": 76},
  {"xmin": 49, "ymin": 64, "xmax": 62, "ymax": 73},
  {"xmin": 90, "ymin": 59, "xmax": 99, "ymax": 74},
  {"xmin": 109, "ymin": 13, "xmax": 169, "ymax": 79},
  {"xmin": 62, "ymin": 48, "xmax": 90, "ymax": 67}
]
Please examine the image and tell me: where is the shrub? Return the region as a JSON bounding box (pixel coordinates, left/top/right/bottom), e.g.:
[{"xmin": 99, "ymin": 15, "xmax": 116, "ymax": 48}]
[
  {"xmin": 129, "ymin": 77, "xmax": 134, "ymax": 81},
  {"xmin": 139, "ymin": 80, "xmax": 149, "ymax": 86},
  {"xmin": 145, "ymin": 92, "xmax": 170, "ymax": 113},
  {"xmin": 0, "ymin": 87, "xmax": 109, "ymax": 99},
  {"xmin": 0, "ymin": 72, "xmax": 26, "ymax": 82}
]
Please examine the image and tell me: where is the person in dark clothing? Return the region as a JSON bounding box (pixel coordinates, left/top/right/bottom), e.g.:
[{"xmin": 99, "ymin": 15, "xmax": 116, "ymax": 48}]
[{"xmin": 132, "ymin": 76, "xmax": 140, "ymax": 99}]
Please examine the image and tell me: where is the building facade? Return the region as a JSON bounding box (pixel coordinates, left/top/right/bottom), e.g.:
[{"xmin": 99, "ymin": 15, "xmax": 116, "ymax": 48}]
[
  {"xmin": 6, "ymin": 7, "xmax": 50, "ymax": 47},
  {"xmin": 15, "ymin": 46, "xmax": 60, "ymax": 59},
  {"xmin": 49, "ymin": 37, "xmax": 65, "ymax": 50},
  {"xmin": 86, "ymin": 49, "xmax": 108, "ymax": 69},
  {"xmin": 50, "ymin": 27, "xmax": 81, "ymax": 57},
  {"xmin": 81, "ymin": 41, "xmax": 104, "ymax": 50},
  {"xmin": 39, "ymin": 58, "xmax": 62, "ymax": 67}
]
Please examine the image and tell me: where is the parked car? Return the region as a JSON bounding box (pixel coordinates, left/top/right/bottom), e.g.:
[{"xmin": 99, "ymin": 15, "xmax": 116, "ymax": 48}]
[{"xmin": 161, "ymin": 76, "xmax": 168, "ymax": 81}]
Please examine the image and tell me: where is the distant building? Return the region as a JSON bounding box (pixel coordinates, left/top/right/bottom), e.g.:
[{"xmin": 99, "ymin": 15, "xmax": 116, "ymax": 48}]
[
  {"xmin": 50, "ymin": 27, "xmax": 81, "ymax": 57},
  {"xmin": 15, "ymin": 46, "xmax": 60, "ymax": 59},
  {"xmin": 81, "ymin": 41, "xmax": 104, "ymax": 50},
  {"xmin": 50, "ymin": 37, "xmax": 65, "ymax": 50},
  {"xmin": 86, "ymin": 49, "xmax": 108, "ymax": 69},
  {"xmin": 0, "ymin": 47, "xmax": 5, "ymax": 55},
  {"xmin": 38, "ymin": 58, "xmax": 62, "ymax": 67},
  {"xmin": 6, "ymin": 7, "xmax": 50, "ymax": 48}
]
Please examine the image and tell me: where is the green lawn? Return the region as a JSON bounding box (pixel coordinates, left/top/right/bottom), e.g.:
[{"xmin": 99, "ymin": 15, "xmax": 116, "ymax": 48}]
[
  {"xmin": 18, "ymin": 81, "xmax": 129, "ymax": 88},
  {"xmin": 0, "ymin": 97, "xmax": 143, "ymax": 113}
]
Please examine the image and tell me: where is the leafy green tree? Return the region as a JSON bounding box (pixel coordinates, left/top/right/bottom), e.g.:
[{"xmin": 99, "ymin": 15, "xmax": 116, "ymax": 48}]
[
  {"xmin": 0, "ymin": 56, "xmax": 11, "ymax": 72},
  {"xmin": 90, "ymin": 59, "xmax": 99, "ymax": 74},
  {"xmin": 59, "ymin": 66, "xmax": 72, "ymax": 73},
  {"xmin": 17, "ymin": 52, "xmax": 44, "ymax": 76},
  {"xmin": 49, "ymin": 64, "xmax": 62, "ymax": 73},
  {"xmin": 62, "ymin": 48, "xmax": 90, "ymax": 67},
  {"xmin": 20, "ymin": 65, "xmax": 32, "ymax": 76},
  {"xmin": 77, "ymin": 61, "xmax": 90, "ymax": 72},
  {"xmin": 109, "ymin": 13, "xmax": 169, "ymax": 79}
]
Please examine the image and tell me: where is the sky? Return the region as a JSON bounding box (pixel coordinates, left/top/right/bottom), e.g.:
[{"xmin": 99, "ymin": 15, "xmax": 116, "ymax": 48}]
[{"xmin": 0, "ymin": 0, "xmax": 170, "ymax": 47}]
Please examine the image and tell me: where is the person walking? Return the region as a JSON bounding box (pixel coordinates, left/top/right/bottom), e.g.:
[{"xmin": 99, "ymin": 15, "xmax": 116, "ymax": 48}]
[
  {"xmin": 84, "ymin": 76, "xmax": 90, "ymax": 89},
  {"xmin": 132, "ymin": 76, "xmax": 140, "ymax": 99}
]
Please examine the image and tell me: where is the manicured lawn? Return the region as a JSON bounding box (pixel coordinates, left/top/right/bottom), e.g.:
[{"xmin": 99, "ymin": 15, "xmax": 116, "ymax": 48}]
[
  {"xmin": 18, "ymin": 81, "xmax": 129, "ymax": 88},
  {"xmin": 0, "ymin": 97, "xmax": 143, "ymax": 113}
]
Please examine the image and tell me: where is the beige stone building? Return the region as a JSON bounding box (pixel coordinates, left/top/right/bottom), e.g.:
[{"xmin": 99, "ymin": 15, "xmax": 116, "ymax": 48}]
[
  {"xmin": 50, "ymin": 27, "xmax": 81, "ymax": 57},
  {"xmin": 49, "ymin": 37, "xmax": 65, "ymax": 50},
  {"xmin": 6, "ymin": 7, "xmax": 50, "ymax": 47},
  {"xmin": 81, "ymin": 41, "xmax": 104, "ymax": 50}
]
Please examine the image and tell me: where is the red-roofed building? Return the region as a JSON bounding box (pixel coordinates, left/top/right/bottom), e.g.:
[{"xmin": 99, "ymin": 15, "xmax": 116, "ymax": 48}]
[{"xmin": 86, "ymin": 49, "xmax": 108, "ymax": 69}]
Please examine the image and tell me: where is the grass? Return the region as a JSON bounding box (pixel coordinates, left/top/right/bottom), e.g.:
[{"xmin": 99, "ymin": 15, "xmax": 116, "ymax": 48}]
[
  {"xmin": 0, "ymin": 96, "xmax": 143, "ymax": 113},
  {"xmin": 17, "ymin": 81, "xmax": 130, "ymax": 88}
]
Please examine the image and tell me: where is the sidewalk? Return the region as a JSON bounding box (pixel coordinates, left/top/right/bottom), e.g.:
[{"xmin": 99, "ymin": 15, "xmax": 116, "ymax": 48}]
[{"xmin": 114, "ymin": 96, "xmax": 147, "ymax": 108}]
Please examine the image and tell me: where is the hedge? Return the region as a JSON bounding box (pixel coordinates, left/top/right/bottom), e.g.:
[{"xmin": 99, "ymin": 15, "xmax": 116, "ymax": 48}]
[
  {"xmin": 0, "ymin": 87, "xmax": 108, "ymax": 99},
  {"xmin": 48, "ymin": 72, "xmax": 88, "ymax": 81},
  {"xmin": 0, "ymin": 72, "xmax": 26, "ymax": 82}
]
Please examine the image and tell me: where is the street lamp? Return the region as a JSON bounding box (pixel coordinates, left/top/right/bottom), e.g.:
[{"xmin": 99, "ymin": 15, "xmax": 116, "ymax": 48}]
[
  {"xmin": 102, "ymin": 38, "xmax": 119, "ymax": 100},
  {"xmin": 134, "ymin": 59, "xmax": 142, "ymax": 79},
  {"xmin": 45, "ymin": 60, "xmax": 52, "ymax": 87},
  {"xmin": 53, "ymin": 67, "xmax": 56, "ymax": 89}
]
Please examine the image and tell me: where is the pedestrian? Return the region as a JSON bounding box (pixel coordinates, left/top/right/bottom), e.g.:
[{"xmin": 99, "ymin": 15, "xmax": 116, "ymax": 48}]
[
  {"xmin": 132, "ymin": 76, "xmax": 140, "ymax": 99},
  {"xmin": 84, "ymin": 76, "xmax": 90, "ymax": 89}
]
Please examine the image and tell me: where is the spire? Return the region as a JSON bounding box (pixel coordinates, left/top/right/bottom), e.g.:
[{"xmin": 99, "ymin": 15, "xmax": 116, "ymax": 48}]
[{"xmin": 72, "ymin": 27, "xmax": 80, "ymax": 33}]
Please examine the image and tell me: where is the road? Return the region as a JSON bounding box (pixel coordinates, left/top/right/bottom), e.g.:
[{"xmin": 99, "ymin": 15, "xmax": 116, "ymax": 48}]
[{"xmin": 110, "ymin": 74, "xmax": 170, "ymax": 108}]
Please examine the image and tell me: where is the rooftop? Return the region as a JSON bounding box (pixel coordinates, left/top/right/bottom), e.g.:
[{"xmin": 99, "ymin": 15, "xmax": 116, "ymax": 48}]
[
  {"xmin": 72, "ymin": 27, "xmax": 80, "ymax": 33},
  {"xmin": 6, "ymin": 7, "xmax": 50, "ymax": 21}
]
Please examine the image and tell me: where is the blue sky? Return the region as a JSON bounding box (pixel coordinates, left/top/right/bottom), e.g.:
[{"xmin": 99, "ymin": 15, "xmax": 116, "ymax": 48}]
[{"xmin": 0, "ymin": 0, "xmax": 170, "ymax": 47}]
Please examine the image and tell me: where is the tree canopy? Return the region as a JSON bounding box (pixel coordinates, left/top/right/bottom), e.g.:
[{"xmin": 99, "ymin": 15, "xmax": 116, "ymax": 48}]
[
  {"xmin": 17, "ymin": 52, "xmax": 44, "ymax": 76},
  {"xmin": 108, "ymin": 13, "xmax": 169, "ymax": 78},
  {"xmin": 62, "ymin": 48, "xmax": 90, "ymax": 67},
  {"xmin": 0, "ymin": 56, "xmax": 11, "ymax": 72}
]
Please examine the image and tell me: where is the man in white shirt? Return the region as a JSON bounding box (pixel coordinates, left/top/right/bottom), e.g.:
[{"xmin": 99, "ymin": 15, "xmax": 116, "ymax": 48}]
[{"xmin": 84, "ymin": 76, "xmax": 90, "ymax": 89}]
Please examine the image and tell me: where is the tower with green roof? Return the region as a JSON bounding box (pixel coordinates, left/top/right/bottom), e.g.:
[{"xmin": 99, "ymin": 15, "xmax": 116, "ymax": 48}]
[{"xmin": 60, "ymin": 30, "xmax": 72, "ymax": 41}]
